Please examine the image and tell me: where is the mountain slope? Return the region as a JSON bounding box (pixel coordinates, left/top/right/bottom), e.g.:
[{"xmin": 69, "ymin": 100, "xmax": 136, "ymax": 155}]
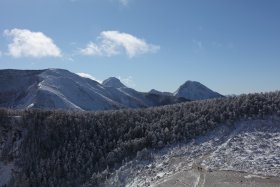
[
  {"xmin": 0, "ymin": 69, "xmax": 186, "ymax": 110},
  {"xmin": 107, "ymin": 117, "xmax": 280, "ymax": 187},
  {"xmin": 174, "ymin": 80, "xmax": 223, "ymax": 100},
  {"xmin": 1, "ymin": 91, "xmax": 280, "ymax": 187}
]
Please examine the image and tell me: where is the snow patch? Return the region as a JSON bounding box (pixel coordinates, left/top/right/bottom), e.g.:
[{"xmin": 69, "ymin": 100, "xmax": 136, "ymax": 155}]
[
  {"xmin": 27, "ymin": 103, "xmax": 34, "ymax": 109},
  {"xmin": 244, "ymin": 174, "xmax": 268, "ymax": 179},
  {"xmin": 156, "ymin": 172, "xmax": 165, "ymax": 178}
]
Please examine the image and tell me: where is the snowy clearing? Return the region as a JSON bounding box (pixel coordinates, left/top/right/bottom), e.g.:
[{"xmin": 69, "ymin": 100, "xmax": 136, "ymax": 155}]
[{"xmin": 105, "ymin": 116, "xmax": 280, "ymax": 187}]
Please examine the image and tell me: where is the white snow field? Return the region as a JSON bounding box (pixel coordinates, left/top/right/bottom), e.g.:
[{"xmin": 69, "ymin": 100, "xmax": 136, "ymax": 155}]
[{"xmin": 105, "ymin": 116, "xmax": 280, "ymax": 187}]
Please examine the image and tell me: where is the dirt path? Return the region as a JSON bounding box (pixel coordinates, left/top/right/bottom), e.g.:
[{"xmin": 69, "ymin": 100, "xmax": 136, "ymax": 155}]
[
  {"xmin": 197, "ymin": 171, "xmax": 205, "ymax": 187},
  {"xmin": 155, "ymin": 169, "xmax": 280, "ymax": 187}
]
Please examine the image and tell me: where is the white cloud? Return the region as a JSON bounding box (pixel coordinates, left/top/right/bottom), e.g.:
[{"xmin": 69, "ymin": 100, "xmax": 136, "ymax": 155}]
[
  {"xmin": 118, "ymin": 76, "xmax": 136, "ymax": 88},
  {"xmin": 4, "ymin": 28, "xmax": 62, "ymax": 58},
  {"xmin": 77, "ymin": 72, "xmax": 101, "ymax": 83},
  {"xmin": 80, "ymin": 42, "xmax": 102, "ymax": 56},
  {"xmin": 80, "ymin": 31, "xmax": 160, "ymax": 58}
]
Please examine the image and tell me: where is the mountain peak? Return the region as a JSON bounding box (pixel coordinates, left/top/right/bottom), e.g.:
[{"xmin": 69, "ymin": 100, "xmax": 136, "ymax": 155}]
[
  {"xmin": 183, "ymin": 80, "xmax": 201, "ymax": 85},
  {"xmin": 149, "ymin": 89, "xmax": 160, "ymax": 93},
  {"xmin": 180, "ymin": 80, "xmax": 206, "ymax": 89},
  {"xmin": 174, "ymin": 80, "xmax": 223, "ymax": 100},
  {"xmin": 102, "ymin": 77, "xmax": 126, "ymax": 88}
]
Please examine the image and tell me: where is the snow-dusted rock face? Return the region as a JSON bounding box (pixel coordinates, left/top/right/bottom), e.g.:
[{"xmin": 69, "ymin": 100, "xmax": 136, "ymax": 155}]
[
  {"xmin": 174, "ymin": 80, "xmax": 223, "ymax": 100},
  {"xmin": 0, "ymin": 69, "xmax": 185, "ymax": 111}
]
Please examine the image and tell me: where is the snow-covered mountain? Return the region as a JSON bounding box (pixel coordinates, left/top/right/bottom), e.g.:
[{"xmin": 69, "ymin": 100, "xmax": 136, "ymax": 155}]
[
  {"xmin": 0, "ymin": 69, "xmax": 186, "ymax": 111},
  {"xmin": 102, "ymin": 77, "xmax": 126, "ymax": 88},
  {"xmin": 174, "ymin": 80, "xmax": 223, "ymax": 100}
]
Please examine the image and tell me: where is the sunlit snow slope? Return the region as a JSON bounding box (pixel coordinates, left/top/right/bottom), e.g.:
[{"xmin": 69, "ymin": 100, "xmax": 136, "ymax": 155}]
[
  {"xmin": 106, "ymin": 116, "xmax": 280, "ymax": 187},
  {"xmin": 0, "ymin": 69, "xmax": 186, "ymax": 110}
]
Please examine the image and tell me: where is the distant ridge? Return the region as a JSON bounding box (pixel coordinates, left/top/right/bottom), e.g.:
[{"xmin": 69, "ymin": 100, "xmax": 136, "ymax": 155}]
[
  {"xmin": 149, "ymin": 89, "xmax": 173, "ymax": 96},
  {"xmin": 174, "ymin": 80, "xmax": 224, "ymax": 100},
  {"xmin": 0, "ymin": 69, "xmax": 188, "ymax": 111}
]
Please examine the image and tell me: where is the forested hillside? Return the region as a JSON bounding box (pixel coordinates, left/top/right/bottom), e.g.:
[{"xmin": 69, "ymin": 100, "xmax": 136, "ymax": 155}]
[{"xmin": 1, "ymin": 91, "xmax": 280, "ymax": 187}]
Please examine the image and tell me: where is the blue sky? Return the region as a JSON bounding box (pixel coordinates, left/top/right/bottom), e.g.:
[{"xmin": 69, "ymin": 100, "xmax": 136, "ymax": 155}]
[{"xmin": 0, "ymin": 0, "xmax": 280, "ymax": 95}]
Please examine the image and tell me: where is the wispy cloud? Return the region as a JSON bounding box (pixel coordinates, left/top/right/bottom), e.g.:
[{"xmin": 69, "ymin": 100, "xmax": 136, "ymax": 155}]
[
  {"xmin": 211, "ymin": 41, "xmax": 223, "ymax": 48},
  {"xmin": 76, "ymin": 72, "xmax": 101, "ymax": 83},
  {"xmin": 193, "ymin": 39, "xmax": 203, "ymax": 50},
  {"xmin": 80, "ymin": 42, "xmax": 103, "ymax": 56},
  {"xmin": 4, "ymin": 28, "xmax": 62, "ymax": 58},
  {"xmin": 119, "ymin": 0, "xmax": 129, "ymax": 6},
  {"xmin": 211, "ymin": 41, "xmax": 235, "ymax": 49},
  {"xmin": 118, "ymin": 76, "xmax": 136, "ymax": 88},
  {"xmin": 80, "ymin": 31, "xmax": 160, "ymax": 58}
]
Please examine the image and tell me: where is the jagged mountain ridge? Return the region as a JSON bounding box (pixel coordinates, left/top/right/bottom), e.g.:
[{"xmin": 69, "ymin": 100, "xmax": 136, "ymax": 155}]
[
  {"xmin": 0, "ymin": 69, "xmax": 187, "ymax": 111},
  {"xmin": 0, "ymin": 69, "xmax": 223, "ymax": 111}
]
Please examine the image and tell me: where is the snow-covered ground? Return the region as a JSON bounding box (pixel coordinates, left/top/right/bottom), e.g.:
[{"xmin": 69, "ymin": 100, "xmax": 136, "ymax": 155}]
[
  {"xmin": 105, "ymin": 116, "xmax": 280, "ymax": 187},
  {"xmin": 202, "ymin": 118, "xmax": 280, "ymax": 176}
]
